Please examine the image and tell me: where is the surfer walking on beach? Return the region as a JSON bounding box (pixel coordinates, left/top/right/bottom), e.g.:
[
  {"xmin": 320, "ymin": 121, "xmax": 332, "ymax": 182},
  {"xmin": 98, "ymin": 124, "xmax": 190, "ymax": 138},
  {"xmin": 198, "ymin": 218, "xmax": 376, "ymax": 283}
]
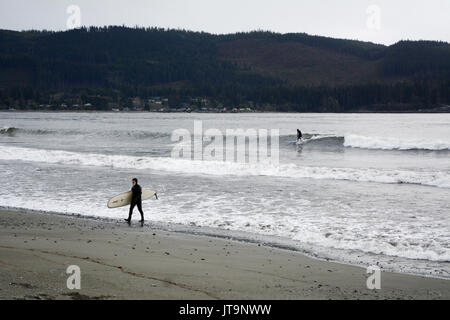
[{"xmin": 125, "ymin": 178, "xmax": 144, "ymax": 223}]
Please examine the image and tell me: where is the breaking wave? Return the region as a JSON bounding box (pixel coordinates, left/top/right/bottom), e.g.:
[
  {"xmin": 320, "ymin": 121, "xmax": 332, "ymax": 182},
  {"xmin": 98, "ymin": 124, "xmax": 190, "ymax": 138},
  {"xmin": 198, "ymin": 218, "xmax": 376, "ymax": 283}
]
[
  {"xmin": 344, "ymin": 134, "xmax": 450, "ymax": 151},
  {"xmin": 285, "ymin": 133, "xmax": 450, "ymax": 151},
  {"xmin": 1, "ymin": 145, "xmax": 449, "ymax": 189},
  {"xmin": 4, "ymin": 126, "xmax": 449, "ymax": 152}
]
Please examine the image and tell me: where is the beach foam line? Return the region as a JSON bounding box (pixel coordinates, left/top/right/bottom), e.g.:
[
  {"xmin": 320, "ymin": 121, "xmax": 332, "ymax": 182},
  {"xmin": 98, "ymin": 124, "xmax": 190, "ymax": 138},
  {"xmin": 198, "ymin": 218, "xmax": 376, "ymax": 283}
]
[{"xmin": 1, "ymin": 145, "xmax": 449, "ymax": 188}]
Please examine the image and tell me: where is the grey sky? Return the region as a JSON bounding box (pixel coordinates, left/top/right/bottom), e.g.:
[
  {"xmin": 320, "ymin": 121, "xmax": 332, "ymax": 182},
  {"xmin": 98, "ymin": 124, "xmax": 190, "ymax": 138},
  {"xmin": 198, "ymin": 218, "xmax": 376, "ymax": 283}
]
[{"xmin": 0, "ymin": 0, "xmax": 449, "ymax": 45}]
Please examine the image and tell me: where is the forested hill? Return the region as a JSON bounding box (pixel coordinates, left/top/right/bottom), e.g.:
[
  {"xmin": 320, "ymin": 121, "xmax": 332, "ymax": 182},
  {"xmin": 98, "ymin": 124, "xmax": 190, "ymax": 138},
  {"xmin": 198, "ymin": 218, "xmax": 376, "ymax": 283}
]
[{"xmin": 0, "ymin": 26, "xmax": 449, "ymax": 112}]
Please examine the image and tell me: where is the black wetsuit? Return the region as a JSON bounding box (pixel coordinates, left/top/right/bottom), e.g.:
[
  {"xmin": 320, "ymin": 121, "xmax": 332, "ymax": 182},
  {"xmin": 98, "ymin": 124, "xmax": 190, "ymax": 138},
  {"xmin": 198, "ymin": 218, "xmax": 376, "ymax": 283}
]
[
  {"xmin": 297, "ymin": 129, "xmax": 302, "ymax": 141},
  {"xmin": 128, "ymin": 183, "xmax": 144, "ymax": 221}
]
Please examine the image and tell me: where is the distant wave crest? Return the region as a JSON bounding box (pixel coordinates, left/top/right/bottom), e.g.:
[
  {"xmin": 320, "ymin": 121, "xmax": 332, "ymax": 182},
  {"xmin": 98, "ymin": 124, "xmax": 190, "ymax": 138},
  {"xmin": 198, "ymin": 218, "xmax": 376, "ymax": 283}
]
[
  {"xmin": 0, "ymin": 127, "xmax": 19, "ymax": 135},
  {"xmin": 0, "ymin": 126, "xmax": 171, "ymax": 139}
]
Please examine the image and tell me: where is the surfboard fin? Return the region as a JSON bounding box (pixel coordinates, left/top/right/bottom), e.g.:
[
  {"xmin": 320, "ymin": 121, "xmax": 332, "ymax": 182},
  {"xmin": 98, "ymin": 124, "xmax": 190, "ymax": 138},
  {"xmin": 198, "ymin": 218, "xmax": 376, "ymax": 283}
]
[{"xmin": 155, "ymin": 193, "xmax": 159, "ymax": 200}]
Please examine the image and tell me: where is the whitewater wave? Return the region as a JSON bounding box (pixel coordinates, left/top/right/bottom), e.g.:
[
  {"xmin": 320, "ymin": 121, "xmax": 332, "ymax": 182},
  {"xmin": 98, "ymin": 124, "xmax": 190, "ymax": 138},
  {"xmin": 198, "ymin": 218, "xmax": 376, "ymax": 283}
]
[
  {"xmin": 344, "ymin": 134, "xmax": 450, "ymax": 151},
  {"xmin": 286, "ymin": 133, "xmax": 450, "ymax": 151},
  {"xmin": 1, "ymin": 145, "xmax": 449, "ymax": 189},
  {"xmin": 293, "ymin": 135, "xmax": 343, "ymax": 146}
]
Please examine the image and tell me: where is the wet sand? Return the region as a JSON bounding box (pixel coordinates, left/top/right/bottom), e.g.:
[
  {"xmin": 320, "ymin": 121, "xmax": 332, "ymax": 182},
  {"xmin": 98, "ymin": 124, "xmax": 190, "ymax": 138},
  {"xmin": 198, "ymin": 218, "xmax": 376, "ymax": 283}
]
[{"xmin": 0, "ymin": 209, "xmax": 449, "ymax": 300}]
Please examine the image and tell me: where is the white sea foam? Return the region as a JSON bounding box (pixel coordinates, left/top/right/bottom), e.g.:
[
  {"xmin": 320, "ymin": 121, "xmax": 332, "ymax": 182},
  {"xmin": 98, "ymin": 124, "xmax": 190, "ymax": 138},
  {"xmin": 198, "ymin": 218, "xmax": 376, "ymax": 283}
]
[
  {"xmin": 1, "ymin": 145, "xmax": 449, "ymax": 188},
  {"xmin": 344, "ymin": 134, "xmax": 450, "ymax": 151},
  {"xmin": 2, "ymin": 192, "xmax": 449, "ymax": 266}
]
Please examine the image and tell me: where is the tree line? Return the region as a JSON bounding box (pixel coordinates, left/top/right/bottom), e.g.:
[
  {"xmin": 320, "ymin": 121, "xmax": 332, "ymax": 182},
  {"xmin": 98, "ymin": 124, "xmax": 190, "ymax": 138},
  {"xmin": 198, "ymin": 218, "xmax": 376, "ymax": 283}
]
[{"xmin": 0, "ymin": 27, "xmax": 449, "ymax": 111}]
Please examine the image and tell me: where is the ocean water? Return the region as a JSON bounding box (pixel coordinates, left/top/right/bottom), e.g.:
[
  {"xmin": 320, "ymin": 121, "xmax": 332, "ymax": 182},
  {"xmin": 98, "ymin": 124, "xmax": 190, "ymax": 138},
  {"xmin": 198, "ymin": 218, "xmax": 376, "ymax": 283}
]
[{"xmin": 0, "ymin": 112, "xmax": 449, "ymax": 279}]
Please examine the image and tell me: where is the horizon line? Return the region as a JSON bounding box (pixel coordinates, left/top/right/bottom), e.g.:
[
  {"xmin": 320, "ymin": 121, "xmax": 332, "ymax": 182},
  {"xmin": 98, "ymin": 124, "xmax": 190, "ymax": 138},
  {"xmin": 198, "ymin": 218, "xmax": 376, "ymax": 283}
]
[{"xmin": 2, "ymin": 25, "xmax": 450, "ymax": 47}]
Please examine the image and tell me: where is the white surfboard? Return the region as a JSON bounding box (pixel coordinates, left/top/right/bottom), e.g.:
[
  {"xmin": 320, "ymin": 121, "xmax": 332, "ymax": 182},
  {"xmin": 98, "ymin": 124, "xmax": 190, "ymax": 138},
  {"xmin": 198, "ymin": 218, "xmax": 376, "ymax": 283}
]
[{"xmin": 107, "ymin": 189, "xmax": 157, "ymax": 209}]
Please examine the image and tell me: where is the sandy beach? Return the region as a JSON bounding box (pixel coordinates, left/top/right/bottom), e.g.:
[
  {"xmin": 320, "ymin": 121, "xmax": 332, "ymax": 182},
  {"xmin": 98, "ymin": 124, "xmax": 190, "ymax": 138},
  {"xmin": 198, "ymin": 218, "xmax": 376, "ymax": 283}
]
[{"xmin": 0, "ymin": 209, "xmax": 449, "ymax": 300}]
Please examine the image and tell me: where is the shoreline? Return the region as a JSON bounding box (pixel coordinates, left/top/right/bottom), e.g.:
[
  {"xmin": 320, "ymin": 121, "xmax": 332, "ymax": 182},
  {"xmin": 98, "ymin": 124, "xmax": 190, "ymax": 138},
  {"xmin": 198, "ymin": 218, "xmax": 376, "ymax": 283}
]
[
  {"xmin": 0, "ymin": 209, "xmax": 449, "ymax": 300},
  {"xmin": 3, "ymin": 205, "xmax": 449, "ymax": 282}
]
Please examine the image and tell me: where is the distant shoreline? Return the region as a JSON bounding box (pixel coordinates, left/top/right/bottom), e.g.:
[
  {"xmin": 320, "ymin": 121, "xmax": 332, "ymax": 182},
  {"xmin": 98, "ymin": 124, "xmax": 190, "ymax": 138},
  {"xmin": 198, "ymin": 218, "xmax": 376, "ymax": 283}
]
[
  {"xmin": 2, "ymin": 109, "xmax": 450, "ymax": 114},
  {"xmin": 2, "ymin": 28, "xmax": 449, "ymax": 115}
]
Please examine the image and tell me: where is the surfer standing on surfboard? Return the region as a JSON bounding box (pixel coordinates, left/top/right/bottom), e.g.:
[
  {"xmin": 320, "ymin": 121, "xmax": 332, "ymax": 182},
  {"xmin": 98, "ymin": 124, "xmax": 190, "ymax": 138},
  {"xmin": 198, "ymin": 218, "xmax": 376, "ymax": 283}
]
[
  {"xmin": 125, "ymin": 178, "xmax": 144, "ymax": 223},
  {"xmin": 297, "ymin": 129, "xmax": 302, "ymax": 142}
]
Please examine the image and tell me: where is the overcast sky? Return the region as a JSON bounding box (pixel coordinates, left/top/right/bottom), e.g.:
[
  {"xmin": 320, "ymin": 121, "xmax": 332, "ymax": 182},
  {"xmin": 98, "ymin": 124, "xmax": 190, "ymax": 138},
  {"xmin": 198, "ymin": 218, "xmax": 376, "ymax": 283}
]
[{"xmin": 0, "ymin": 0, "xmax": 449, "ymax": 45}]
